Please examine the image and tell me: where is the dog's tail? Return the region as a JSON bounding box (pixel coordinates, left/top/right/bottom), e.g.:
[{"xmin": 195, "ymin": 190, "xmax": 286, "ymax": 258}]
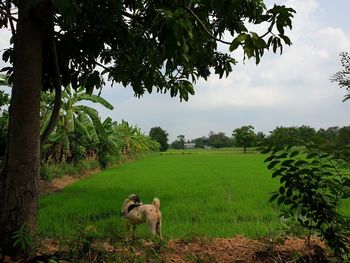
[{"xmin": 152, "ymin": 197, "xmax": 160, "ymax": 210}]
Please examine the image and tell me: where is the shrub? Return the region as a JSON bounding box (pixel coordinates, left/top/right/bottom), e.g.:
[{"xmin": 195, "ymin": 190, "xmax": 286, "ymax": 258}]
[{"xmin": 263, "ymin": 146, "xmax": 350, "ymax": 259}]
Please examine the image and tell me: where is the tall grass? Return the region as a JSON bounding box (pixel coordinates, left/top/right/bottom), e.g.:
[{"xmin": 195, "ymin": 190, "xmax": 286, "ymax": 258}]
[{"xmin": 38, "ymin": 151, "xmax": 282, "ymax": 239}]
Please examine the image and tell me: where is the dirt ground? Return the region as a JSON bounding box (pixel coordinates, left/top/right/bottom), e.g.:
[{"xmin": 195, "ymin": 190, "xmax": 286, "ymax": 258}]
[
  {"xmin": 30, "ymin": 235, "xmax": 327, "ymax": 263},
  {"xmin": 38, "ymin": 168, "xmax": 100, "ymax": 195}
]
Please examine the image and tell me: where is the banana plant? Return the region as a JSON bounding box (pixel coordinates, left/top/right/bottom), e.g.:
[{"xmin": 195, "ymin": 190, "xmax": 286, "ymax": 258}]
[{"xmin": 41, "ymin": 85, "xmax": 114, "ymax": 163}]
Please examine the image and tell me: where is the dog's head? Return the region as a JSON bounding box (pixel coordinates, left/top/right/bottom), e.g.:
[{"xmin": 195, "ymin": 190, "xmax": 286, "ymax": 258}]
[
  {"xmin": 121, "ymin": 194, "xmax": 143, "ymax": 216},
  {"xmin": 128, "ymin": 194, "xmax": 141, "ymax": 204}
]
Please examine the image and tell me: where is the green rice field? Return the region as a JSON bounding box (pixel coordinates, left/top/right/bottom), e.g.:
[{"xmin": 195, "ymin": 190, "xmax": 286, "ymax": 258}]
[{"xmin": 38, "ymin": 149, "xmax": 350, "ymax": 240}]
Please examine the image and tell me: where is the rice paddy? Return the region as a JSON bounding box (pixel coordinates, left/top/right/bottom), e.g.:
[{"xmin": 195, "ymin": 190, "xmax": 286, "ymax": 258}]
[{"xmin": 38, "ymin": 149, "xmax": 296, "ymax": 239}]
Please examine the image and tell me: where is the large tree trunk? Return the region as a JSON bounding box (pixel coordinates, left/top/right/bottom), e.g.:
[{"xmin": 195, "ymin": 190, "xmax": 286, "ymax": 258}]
[{"xmin": 0, "ymin": 1, "xmax": 42, "ymax": 256}]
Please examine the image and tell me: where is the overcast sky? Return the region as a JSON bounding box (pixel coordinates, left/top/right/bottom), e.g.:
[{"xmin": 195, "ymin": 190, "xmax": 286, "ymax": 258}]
[{"xmin": 1, "ymin": 0, "xmax": 350, "ymax": 142}]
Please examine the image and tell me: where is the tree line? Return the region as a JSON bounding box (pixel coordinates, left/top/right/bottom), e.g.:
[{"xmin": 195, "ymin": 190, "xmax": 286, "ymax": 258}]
[{"xmin": 167, "ymin": 125, "xmax": 350, "ymax": 154}]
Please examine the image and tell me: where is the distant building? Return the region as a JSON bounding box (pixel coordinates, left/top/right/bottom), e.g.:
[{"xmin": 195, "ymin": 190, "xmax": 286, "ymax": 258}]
[{"xmin": 184, "ymin": 142, "xmax": 196, "ymax": 149}]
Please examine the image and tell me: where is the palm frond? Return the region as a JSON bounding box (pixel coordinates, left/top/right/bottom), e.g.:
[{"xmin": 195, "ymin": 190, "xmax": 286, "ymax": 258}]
[{"xmin": 78, "ymin": 94, "xmax": 114, "ymax": 110}]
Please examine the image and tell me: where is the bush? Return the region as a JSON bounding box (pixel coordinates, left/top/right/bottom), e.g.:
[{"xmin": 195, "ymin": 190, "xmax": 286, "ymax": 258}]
[{"xmin": 263, "ymin": 146, "xmax": 350, "ymax": 259}]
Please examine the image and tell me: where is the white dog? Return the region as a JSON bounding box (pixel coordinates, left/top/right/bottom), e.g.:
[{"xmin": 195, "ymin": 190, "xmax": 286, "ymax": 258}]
[{"xmin": 121, "ymin": 194, "xmax": 162, "ymax": 239}]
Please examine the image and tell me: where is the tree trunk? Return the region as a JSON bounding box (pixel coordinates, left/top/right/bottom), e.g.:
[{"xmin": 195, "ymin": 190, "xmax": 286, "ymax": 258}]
[{"xmin": 0, "ymin": 1, "xmax": 42, "ymax": 256}]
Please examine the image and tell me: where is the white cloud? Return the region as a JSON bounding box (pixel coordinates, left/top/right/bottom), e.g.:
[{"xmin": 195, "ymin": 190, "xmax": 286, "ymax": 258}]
[{"xmin": 314, "ymin": 27, "xmax": 350, "ymax": 51}]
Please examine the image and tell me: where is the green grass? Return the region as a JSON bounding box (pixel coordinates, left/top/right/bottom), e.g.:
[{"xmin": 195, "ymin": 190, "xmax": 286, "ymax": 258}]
[{"xmin": 38, "ymin": 150, "xmax": 283, "ymax": 239}]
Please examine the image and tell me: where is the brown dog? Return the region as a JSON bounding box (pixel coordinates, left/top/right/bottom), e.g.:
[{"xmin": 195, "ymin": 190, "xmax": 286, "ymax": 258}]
[{"xmin": 121, "ymin": 194, "xmax": 162, "ymax": 239}]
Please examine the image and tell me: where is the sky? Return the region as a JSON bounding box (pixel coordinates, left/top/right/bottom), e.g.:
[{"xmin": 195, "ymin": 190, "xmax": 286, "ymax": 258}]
[{"xmin": 1, "ymin": 0, "xmax": 350, "ymax": 142}]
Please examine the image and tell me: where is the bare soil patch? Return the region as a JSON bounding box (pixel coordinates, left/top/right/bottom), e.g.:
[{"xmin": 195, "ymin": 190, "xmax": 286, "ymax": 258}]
[
  {"xmin": 38, "ymin": 168, "xmax": 100, "ymax": 195},
  {"xmin": 24, "ymin": 236, "xmax": 327, "ymax": 263}
]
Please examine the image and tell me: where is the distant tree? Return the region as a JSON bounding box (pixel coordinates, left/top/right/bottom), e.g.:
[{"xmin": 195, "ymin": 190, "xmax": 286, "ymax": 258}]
[
  {"xmin": 171, "ymin": 135, "xmax": 185, "ymax": 149},
  {"xmin": 208, "ymin": 131, "xmax": 232, "ymax": 148},
  {"xmin": 192, "ymin": 137, "xmax": 208, "ymax": 148},
  {"xmin": 331, "ymin": 52, "xmax": 350, "ymax": 102},
  {"xmin": 297, "ymin": 125, "xmax": 316, "ymax": 144},
  {"xmin": 232, "ymin": 125, "xmax": 256, "ymax": 153},
  {"xmin": 255, "ymin": 131, "xmax": 266, "ymax": 146},
  {"xmin": 313, "ymin": 126, "xmax": 350, "ymax": 164},
  {"xmin": 149, "ymin": 127, "xmax": 169, "ymax": 152},
  {"xmin": 267, "ymin": 126, "xmax": 301, "ymax": 147}
]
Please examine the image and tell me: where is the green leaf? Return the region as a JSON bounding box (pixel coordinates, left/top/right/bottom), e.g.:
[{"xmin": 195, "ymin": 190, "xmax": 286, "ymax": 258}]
[
  {"xmin": 295, "ymin": 160, "xmax": 307, "ymax": 166},
  {"xmin": 264, "ymin": 155, "xmax": 276, "ymax": 162},
  {"xmin": 268, "ymin": 160, "xmax": 280, "ymax": 169},
  {"xmin": 272, "ymin": 170, "xmax": 281, "ymax": 178},
  {"xmin": 281, "ymin": 159, "xmax": 294, "ymax": 167},
  {"xmin": 269, "ymin": 192, "xmax": 279, "ymax": 202},
  {"xmin": 277, "ymin": 195, "xmax": 286, "ymax": 205},
  {"xmin": 289, "ymin": 150, "xmax": 299, "ymax": 158},
  {"xmin": 306, "ymin": 152, "xmax": 318, "ymax": 159},
  {"xmin": 260, "ymin": 147, "xmax": 271, "ymax": 154},
  {"xmin": 276, "ymin": 152, "xmax": 288, "ymax": 159},
  {"xmin": 279, "ymin": 186, "xmax": 285, "ymax": 194}
]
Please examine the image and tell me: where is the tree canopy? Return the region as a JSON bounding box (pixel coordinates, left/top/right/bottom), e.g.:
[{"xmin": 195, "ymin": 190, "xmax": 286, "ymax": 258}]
[
  {"xmin": 149, "ymin": 127, "xmax": 169, "ymax": 152},
  {"xmin": 233, "ymin": 125, "xmax": 256, "ymax": 153},
  {"xmin": 1, "ymin": 0, "xmax": 295, "ymax": 99}
]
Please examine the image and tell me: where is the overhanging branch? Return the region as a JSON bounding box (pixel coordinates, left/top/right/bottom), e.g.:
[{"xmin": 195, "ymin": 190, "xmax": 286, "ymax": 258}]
[{"xmin": 184, "ymin": 6, "xmax": 231, "ymax": 45}]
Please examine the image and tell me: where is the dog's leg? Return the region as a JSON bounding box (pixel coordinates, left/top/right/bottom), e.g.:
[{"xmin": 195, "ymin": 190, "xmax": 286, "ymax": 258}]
[
  {"xmin": 125, "ymin": 222, "xmax": 132, "ymax": 240},
  {"xmin": 132, "ymin": 224, "xmax": 137, "ymax": 239},
  {"xmin": 156, "ymin": 220, "xmax": 162, "ymax": 239},
  {"xmin": 146, "ymin": 218, "xmax": 157, "ymax": 236}
]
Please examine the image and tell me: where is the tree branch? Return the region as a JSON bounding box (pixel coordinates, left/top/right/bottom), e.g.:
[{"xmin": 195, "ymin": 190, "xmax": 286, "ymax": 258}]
[
  {"xmin": 184, "ymin": 6, "xmax": 231, "ymax": 45},
  {"xmin": 96, "ymin": 61, "xmax": 108, "ymax": 70},
  {"xmin": 6, "ymin": 0, "xmax": 15, "ymax": 35},
  {"xmin": 40, "ymin": 0, "xmax": 62, "ymax": 145},
  {"xmin": 0, "ymin": 7, "xmax": 17, "ymax": 22}
]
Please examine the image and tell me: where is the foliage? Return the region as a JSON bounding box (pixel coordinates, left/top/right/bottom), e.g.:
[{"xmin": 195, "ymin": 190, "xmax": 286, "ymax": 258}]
[
  {"xmin": 114, "ymin": 120, "xmax": 160, "ymax": 156},
  {"xmin": 263, "ymin": 146, "xmax": 350, "ymax": 259},
  {"xmin": 171, "ymin": 135, "xmax": 185, "ymax": 149},
  {"xmin": 41, "ymin": 85, "xmax": 114, "ymax": 164},
  {"xmin": 1, "ymin": 0, "xmax": 295, "ymax": 100},
  {"xmin": 0, "ymin": 90, "xmax": 9, "ymax": 149},
  {"xmin": 232, "ymin": 125, "xmax": 256, "ymax": 153},
  {"xmin": 192, "ymin": 137, "xmax": 209, "ymax": 148},
  {"xmin": 331, "ymin": 52, "xmax": 350, "ymax": 102},
  {"xmin": 11, "ymin": 224, "xmax": 34, "ymax": 256},
  {"xmin": 208, "ymin": 131, "xmax": 233, "ymax": 148},
  {"xmin": 149, "ymin": 127, "xmax": 169, "ymax": 152},
  {"xmin": 314, "ymin": 126, "xmax": 350, "ymax": 165},
  {"xmin": 0, "ymin": 82, "xmax": 10, "ymax": 167},
  {"xmin": 266, "ymin": 126, "xmax": 316, "ymax": 147}
]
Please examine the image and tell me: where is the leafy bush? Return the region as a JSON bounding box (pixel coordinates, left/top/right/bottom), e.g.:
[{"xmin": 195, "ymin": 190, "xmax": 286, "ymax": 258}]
[
  {"xmin": 11, "ymin": 224, "xmax": 34, "ymax": 257},
  {"xmin": 263, "ymin": 146, "xmax": 350, "ymax": 259}
]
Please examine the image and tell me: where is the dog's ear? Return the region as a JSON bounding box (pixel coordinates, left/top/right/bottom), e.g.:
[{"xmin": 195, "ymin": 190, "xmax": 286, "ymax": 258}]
[{"xmin": 130, "ymin": 194, "xmax": 141, "ymax": 203}]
